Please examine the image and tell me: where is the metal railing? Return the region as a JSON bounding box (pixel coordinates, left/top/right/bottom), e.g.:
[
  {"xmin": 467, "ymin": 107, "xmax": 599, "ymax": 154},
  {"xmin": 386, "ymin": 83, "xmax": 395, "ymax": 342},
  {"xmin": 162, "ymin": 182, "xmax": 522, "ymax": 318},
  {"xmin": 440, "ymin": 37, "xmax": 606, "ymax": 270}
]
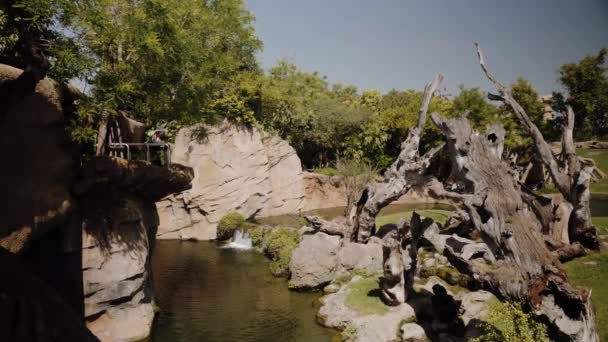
[{"xmin": 108, "ymin": 142, "xmax": 172, "ymax": 167}]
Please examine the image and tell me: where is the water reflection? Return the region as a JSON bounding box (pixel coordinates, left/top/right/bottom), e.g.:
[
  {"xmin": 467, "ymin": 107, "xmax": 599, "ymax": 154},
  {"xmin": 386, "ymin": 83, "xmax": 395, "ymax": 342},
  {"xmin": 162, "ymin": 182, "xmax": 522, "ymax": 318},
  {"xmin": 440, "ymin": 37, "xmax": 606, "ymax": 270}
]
[{"xmin": 149, "ymin": 241, "xmax": 334, "ymax": 342}]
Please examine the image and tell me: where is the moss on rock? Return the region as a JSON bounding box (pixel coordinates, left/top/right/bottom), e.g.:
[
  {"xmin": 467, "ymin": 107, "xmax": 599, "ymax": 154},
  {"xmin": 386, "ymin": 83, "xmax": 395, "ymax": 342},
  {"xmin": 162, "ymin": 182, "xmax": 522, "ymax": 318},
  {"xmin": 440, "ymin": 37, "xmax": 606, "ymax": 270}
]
[{"xmin": 216, "ymin": 212, "xmax": 246, "ymax": 241}]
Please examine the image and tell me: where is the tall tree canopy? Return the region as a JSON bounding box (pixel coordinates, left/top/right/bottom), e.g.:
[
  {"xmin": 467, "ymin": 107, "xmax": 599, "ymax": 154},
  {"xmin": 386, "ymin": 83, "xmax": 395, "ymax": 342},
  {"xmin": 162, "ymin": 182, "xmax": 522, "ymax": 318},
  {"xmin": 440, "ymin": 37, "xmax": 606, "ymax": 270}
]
[{"xmin": 559, "ymin": 47, "xmax": 608, "ymax": 139}]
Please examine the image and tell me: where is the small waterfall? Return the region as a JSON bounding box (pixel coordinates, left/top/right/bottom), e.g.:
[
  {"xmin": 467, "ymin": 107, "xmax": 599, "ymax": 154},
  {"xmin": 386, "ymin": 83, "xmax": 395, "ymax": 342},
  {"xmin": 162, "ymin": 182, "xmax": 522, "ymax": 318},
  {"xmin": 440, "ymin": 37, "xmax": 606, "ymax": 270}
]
[{"xmin": 222, "ymin": 229, "xmax": 253, "ymax": 250}]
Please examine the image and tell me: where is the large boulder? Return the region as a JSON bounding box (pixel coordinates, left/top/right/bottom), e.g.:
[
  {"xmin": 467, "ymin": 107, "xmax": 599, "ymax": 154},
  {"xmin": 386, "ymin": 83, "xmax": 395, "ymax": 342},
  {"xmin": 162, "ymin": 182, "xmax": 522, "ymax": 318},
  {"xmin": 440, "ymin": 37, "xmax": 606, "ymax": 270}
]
[
  {"xmin": 289, "ymin": 232, "xmax": 341, "ymax": 289},
  {"xmin": 156, "ymin": 122, "xmax": 306, "ymax": 240},
  {"xmin": 337, "ymin": 241, "xmax": 383, "ymax": 275}
]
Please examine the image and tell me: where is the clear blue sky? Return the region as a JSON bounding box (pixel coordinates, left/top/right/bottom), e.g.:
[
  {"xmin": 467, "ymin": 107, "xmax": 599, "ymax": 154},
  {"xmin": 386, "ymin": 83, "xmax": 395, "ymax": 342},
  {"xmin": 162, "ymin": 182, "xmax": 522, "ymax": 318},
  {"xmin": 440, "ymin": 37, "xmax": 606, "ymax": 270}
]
[{"xmin": 246, "ymin": 0, "xmax": 608, "ymax": 96}]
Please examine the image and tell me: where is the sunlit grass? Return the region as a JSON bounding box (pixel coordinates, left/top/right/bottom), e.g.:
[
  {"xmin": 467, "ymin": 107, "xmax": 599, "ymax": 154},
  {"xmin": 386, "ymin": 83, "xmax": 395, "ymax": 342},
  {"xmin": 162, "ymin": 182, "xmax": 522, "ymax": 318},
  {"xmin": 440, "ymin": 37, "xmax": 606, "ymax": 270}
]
[
  {"xmin": 376, "ymin": 209, "xmax": 451, "ymax": 227},
  {"xmin": 344, "ymin": 276, "xmax": 388, "ymax": 315},
  {"xmin": 578, "ymin": 148, "xmax": 608, "ymax": 193},
  {"xmin": 563, "ymin": 251, "xmax": 608, "ymax": 342}
]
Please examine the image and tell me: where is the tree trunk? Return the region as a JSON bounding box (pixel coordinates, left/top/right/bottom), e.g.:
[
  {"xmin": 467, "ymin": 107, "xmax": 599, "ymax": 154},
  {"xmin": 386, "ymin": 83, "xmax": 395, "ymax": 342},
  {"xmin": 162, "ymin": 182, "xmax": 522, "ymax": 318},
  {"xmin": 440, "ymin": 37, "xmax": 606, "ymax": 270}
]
[
  {"xmin": 428, "ymin": 112, "xmax": 597, "ymax": 341},
  {"xmin": 381, "ymin": 212, "xmax": 435, "ymax": 305},
  {"xmin": 475, "ymin": 43, "xmax": 598, "ymax": 250},
  {"xmin": 350, "ymin": 74, "xmax": 444, "ymax": 242}
]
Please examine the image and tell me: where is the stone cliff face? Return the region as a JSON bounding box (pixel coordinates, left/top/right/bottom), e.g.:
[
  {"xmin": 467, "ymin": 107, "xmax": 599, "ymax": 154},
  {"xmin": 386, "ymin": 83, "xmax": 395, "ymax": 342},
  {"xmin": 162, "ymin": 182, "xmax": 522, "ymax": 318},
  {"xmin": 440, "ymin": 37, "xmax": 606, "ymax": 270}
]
[
  {"xmin": 156, "ymin": 122, "xmax": 307, "ymax": 240},
  {"xmin": 77, "ymin": 157, "xmax": 193, "ymax": 341},
  {"xmin": 0, "ymin": 64, "xmax": 193, "ymax": 342}
]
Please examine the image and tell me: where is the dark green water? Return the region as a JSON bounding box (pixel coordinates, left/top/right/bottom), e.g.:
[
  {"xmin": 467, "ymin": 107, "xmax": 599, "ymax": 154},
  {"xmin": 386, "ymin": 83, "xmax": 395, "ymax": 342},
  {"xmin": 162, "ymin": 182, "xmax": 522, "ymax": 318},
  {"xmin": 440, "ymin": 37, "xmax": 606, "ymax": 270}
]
[{"xmin": 149, "ymin": 240, "xmax": 335, "ymax": 342}]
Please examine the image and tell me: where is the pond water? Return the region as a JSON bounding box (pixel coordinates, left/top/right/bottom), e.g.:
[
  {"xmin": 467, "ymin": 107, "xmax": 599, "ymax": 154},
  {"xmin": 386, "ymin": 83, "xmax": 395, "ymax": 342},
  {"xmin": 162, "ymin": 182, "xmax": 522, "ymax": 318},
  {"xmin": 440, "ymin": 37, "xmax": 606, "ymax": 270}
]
[
  {"xmin": 149, "ymin": 240, "xmax": 335, "ymax": 342},
  {"xmin": 591, "ymin": 193, "xmax": 608, "ymax": 218}
]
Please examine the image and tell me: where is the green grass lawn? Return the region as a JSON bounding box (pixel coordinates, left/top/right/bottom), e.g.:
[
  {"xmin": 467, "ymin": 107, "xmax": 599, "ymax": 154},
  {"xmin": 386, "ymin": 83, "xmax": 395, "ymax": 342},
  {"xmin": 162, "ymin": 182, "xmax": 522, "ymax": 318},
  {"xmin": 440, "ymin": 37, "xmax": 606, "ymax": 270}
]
[
  {"xmin": 578, "ymin": 148, "xmax": 608, "ymax": 193},
  {"xmin": 376, "ymin": 209, "xmax": 451, "ymax": 227},
  {"xmin": 563, "ymin": 251, "xmax": 608, "ymax": 342}
]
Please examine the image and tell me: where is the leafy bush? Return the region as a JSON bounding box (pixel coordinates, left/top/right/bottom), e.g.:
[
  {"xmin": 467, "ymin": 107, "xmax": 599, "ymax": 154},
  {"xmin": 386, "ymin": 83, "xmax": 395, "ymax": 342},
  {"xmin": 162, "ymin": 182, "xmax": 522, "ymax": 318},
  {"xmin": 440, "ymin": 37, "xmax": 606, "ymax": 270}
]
[
  {"xmin": 472, "ymin": 301, "xmax": 550, "ymax": 342},
  {"xmin": 264, "ymin": 227, "xmax": 299, "ymax": 277},
  {"xmin": 335, "ymin": 159, "xmax": 378, "ymax": 214},
  {"xmin": 217, "ymin": 212, "xmax": 245, "ymax": 241}
]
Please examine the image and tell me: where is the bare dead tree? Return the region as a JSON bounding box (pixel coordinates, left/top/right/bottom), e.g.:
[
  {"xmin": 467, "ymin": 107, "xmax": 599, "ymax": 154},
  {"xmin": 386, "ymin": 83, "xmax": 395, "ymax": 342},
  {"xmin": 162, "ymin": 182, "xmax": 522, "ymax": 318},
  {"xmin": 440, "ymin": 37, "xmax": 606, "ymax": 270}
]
[
  {"xmin": 350, "ymin": 74, "xmax": 445, "ymax": 242},
  {"xmin": 475, "ymin": 43, "xmax": 598, "ymax": 250},
  {"xmin": 303, "ymin": 75, "xmax": 445, "ymax": 243}
]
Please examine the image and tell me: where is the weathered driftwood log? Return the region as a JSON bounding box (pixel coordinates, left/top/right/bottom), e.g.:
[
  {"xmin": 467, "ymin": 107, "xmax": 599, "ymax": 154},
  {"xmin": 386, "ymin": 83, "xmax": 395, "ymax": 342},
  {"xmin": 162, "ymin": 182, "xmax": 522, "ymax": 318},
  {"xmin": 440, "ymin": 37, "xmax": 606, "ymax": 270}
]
[
  {"xmin": 304, "ymin": 215, "xmax": 351, "ymax": 238},
  {"xmin": 381, "ymin": 212, "xmax": 434, "ymax": 305},
  {"xmin": 428, "ymin": 111, "xmax": 598, "ymax": 341},
  {"xmin": 476, "ymin": 43, "xmax": 598, "ymax": 250}
]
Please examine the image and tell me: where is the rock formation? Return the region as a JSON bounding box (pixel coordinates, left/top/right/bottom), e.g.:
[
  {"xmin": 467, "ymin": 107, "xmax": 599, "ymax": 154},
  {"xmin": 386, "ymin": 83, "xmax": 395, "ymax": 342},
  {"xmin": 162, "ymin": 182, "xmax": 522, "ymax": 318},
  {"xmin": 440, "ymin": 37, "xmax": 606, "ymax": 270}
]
[
  {"xmin": 156, "ymin": 121, "xmax": 348, "ymax": 240},
  {"xmin": 77, "ymin": 156, "xmax": 193, "ymax": 341},
  {"xmin": 0, "ymin": 63, "xmax": 92, "ymax": 339},
  {"xmin": 0, "ymin": 63, "xmax": 193, "ymax": 341}
]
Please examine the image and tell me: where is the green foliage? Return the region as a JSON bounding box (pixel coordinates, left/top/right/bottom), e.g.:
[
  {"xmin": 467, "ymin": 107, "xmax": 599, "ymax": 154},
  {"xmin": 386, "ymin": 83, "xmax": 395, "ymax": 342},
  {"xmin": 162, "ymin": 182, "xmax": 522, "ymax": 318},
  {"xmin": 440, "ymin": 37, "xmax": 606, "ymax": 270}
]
[
  {"xmin": 217, "ymin": 212, "xmax": 245, "ymax": 241},
  {"xmin": 335, "ymin": 159, "xmax": 377, "ymax": 212},
  {"xmin": 451, "ymin": 86, "xmax": 499, "ymax": 126},
  {"xmin": 245, "ymin": 224, "xmax": 265, "ymax": 247},
  {"xmin": 563, "ymin": 251, "xmax": 608, "ymax": 341},
  {"xmin": 312, "ymin": 167, "xmax": 338, "ymax": 176},
  {"xmin": 579, "ymin": 148, "xmax": 608, "ymax": 193},
  {"xmin": 73, "ymin": 0, "xmax": 261, "ymax": 126},
  {"xmin": 472, "ymin": 301, "xmax": 550, "ymax": 342},
  {"xmin": 264, "ymin": 227, "xmax": 299, "ymax": 277},
  {"xmin": 559, "ymin": 48, "xmax": 608, "ymax": 139},
  {"xmin": 0, "ymin": 0, "xmax": 93, "ymax": 82},
  {"xmin": 259, "ymin": 61, "xmax": 454, "ymax": 170},
  {"xmin": 344, "ymin": 276, "xmax": 388, "ymax": 315}
]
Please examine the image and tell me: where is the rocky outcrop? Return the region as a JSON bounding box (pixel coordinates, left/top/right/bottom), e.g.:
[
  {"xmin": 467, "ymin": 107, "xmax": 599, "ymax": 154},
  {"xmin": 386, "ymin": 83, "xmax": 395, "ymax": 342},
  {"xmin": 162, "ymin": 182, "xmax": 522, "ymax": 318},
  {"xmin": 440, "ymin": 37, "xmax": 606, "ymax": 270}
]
[
  {"xmin": 318, "ymin": 275, "xmax": 417, "ymax": 342},
  {"xmin": 0, "ymin": 64, "xmax": 76, "ymax": 255},
  {"xmin": 0, "ymin": 64, "xmax": 92, "ymax": 340},
  {"xmin": 77, "ymin": 156, "xmax": 193, "ymax": 341},
  {"xmin": 289, "ymin": 231, "xmax": 384, "ymax": 290},
  {"xmin": 288, "ymin": 232, "xmax": 341, "ymax": 289},
  {"xmin": 156, "ymin": 122, "xmax": 307, "ymax": 240}
]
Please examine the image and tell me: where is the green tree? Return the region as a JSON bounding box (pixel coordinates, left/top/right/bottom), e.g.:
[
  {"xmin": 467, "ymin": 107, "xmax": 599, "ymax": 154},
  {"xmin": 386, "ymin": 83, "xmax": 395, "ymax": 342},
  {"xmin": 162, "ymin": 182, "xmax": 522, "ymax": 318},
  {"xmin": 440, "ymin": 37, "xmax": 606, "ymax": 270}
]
[
  {"xmin": 500, "ymin": 78, "xmax": 554, "ymax": 149},
  {"xmin": 451, "ymin": 85, "xmax": 499, "ymax": 126},
  {"xmin": 0, "ymin": 0, "xmax": 93, "ymax": 82},
  {"xmin": 66, "ymin": 0, "xmax": 262, "ymax": 143},
  {"xmin": 558, "ymin": 48, "xmax": 608, "ymax": 138}
]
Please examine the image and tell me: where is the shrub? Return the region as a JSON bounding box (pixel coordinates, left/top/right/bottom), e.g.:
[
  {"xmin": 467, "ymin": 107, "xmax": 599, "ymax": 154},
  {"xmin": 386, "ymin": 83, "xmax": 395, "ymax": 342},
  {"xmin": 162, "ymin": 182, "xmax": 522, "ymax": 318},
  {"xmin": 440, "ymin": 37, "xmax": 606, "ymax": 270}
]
[
  {"xmin": 312, "ymin": 167, "xmax": 338, "ymax": 176},
  {"xmin": 264, "ymin": 227, "xmax": 299, "ymax": 277},
  {"xmin": 217, "ymin": 212, "xmax": 245, "ymax": 241},
  {"xmin": 243, "ymin": 223, "xmax": 265, "ymax": 247},
  {"xmin": 471, "ymin": 301, "xmax": 550, "ymax": 342}
]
